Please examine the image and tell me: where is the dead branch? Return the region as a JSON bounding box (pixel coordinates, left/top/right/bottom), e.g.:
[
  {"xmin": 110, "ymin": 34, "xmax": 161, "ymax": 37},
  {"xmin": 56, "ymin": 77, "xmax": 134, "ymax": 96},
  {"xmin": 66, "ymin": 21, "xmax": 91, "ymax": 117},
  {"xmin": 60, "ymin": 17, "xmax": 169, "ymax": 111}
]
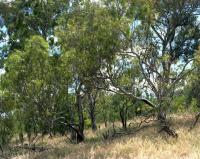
[
  {"xmin": 107, "ymin": 115, "xmax": 156, "ymax": 139},
  {"xmin": 113, "ymin": 124, "xmax": 150, "ymax": 137}
]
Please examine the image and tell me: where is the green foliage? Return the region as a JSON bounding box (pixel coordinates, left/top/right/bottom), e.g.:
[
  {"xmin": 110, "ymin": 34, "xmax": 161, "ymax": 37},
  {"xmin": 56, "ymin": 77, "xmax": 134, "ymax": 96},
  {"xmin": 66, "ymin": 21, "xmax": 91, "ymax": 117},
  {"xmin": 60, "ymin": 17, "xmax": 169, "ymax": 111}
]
[
  {"xmin": 0, "ymin": 0, "xmax": 73, "ymax": 50},
  {"xmin": 2, "ymin": 35, "xmax": 73, "ymax": 140},
  {"xmin": 57, "ymin": 1, "xmax": 130, "ymax": 78},
  {"xmin": 0, "ymin": 113, "xmax": 13, "ymax": 145},
  {"xmin": 0, "ymin": 0, "xmax": 199, "ymax": 146},
  {"xmin": 171, "ymin": 96, "xmax": 186, "ymax": 113},
  {"xmin": 185, "ymin": 47, "xmax": 200, "ymax": 111},
  {"xmin": 190, "ymin": 98, "xmax": 199, "ymax": 112}
]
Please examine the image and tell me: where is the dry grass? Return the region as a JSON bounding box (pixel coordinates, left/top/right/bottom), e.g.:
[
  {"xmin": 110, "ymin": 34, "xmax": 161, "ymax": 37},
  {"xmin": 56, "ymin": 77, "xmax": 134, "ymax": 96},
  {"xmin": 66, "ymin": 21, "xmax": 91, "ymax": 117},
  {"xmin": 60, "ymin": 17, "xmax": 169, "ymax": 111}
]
[{"xmin": 8, "ymin": 113, "xmax": 200, "ymax": 159}]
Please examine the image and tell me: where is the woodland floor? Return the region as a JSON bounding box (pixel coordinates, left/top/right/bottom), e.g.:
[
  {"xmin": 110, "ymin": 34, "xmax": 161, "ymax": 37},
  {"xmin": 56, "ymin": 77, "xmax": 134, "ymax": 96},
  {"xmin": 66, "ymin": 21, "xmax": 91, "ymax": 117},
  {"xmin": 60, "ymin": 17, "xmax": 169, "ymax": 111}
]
[{"xmin": 3, "ymin": 113, "xmax": 200, "ymax": 159}]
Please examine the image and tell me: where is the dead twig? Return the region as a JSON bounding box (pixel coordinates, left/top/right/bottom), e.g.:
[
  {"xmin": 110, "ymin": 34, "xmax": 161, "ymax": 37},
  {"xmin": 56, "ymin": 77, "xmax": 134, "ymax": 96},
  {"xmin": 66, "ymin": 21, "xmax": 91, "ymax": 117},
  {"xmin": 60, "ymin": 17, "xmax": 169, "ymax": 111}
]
[{"xmin": 108, "ymin": 118, "xmax": 156, "ymax": 139}]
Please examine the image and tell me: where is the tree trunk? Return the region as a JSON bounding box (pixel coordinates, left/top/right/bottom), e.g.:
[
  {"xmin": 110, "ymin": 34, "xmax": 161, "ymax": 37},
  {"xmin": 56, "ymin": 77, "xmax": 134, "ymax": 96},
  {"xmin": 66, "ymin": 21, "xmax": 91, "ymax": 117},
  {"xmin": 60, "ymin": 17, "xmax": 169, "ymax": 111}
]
[
  {"xmin": 0, "ymin": 145, "xmax": 3, "ymax": 154},
  {"xmin": 157, "ymin": 105, "xmax": 178, "ymax": 138},
  {"xmin": 76, "ymin": 87, "xmax": 84, "ymax": 142},
  {"xmin": 119, "ymin": 106, "xmax": 127, "ymax": 130},
  {"xmin": 19, "ymin": 132, "xmax": 24, "ymax": 145},
  {"xmin": 66, "ymin": 84, "xmax": 77, "ymax": 141},
  {"xmin": 69, "ymin": 106, "xmax": 76, "ymax": 141},
  {"xmin": 91, "ymin": 115, "xmax": 97, "ymax": 131},
  {"xmin": 27, "ymin": 132, "xmax": 31, "ymax": 145},
  {"xmin": 103, "ymin": 115, "xmax": 107, "ymax": 128},
  {"xmin": 104, "ymin": 120, "xmax": 107, "ymax": 128},
  {"xmin": 88, "ymin": 93, "xmax": 97, "ymax": 131}
]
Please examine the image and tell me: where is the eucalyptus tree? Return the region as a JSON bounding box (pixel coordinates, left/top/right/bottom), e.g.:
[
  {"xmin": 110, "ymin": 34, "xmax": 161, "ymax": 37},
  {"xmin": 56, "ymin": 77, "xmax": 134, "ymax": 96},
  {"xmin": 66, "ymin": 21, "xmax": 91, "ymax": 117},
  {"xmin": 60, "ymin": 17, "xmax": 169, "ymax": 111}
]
[
  {"xmin": 102, "ymin": 0, "xmax": 200, "ymax": 136},
  {"xmin": 0, "ymin": 0, "xmax": 80, "ymax": 143},
  {"xmin": 3, "ymin": 36, "xmax": 55, "ymax": 142},
  {"xmin": 56, "ymin": 0, "xmax": 127, "ymax": 141}
]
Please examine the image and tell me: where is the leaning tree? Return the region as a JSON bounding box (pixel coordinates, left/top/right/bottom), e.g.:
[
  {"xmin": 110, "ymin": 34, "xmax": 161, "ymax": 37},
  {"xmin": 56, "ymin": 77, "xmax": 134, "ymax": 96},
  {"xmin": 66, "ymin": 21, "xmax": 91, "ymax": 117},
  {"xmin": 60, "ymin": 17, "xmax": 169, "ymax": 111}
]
[{"xmin": 98, "ymin": 0, "xmax": 200, "ymax": 137}]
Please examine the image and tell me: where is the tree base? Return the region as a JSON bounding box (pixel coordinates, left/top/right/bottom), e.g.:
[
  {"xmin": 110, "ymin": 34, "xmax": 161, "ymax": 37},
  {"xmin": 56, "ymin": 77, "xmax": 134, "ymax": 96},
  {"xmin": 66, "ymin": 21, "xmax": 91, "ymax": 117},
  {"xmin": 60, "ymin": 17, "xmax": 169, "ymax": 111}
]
[
  {"xmin": 159, "ymin": 125, "xmax": 178, "ymax": 138},
  {"xmin": 70, "ymin": 128, "xmax": 84, "ymax": 143}
]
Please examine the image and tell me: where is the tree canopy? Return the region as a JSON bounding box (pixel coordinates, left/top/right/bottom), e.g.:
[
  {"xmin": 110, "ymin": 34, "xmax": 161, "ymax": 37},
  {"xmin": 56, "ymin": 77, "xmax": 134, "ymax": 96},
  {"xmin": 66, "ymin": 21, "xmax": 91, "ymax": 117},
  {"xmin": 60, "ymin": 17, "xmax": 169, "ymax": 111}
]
[{"xmin": 0, "ymin": 0, "xmax": 199, "ymax": 148}]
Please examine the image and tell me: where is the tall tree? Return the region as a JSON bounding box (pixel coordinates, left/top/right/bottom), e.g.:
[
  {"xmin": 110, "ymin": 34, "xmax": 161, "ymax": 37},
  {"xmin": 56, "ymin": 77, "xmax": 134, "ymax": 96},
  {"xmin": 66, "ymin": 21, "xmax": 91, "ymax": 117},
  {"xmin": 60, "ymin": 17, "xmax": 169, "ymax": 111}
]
[
  {"xmin": 3, "ymin": 36, "xmax": 52, "ymax": 142},
  {"xmin": 103, "ymin": 0, "xmax": 200, "ymax": 136},
  {"xmin": 56, "ymin": 1, "xmax": 127, "ymax": 141}
]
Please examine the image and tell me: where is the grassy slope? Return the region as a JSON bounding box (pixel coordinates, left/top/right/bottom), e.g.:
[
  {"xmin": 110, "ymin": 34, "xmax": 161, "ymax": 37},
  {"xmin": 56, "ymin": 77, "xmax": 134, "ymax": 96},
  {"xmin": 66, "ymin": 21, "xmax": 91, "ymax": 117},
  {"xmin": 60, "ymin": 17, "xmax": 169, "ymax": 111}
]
[{"xmin": 10, "ymin": 114, "xmax": 200, "ymax": 159}]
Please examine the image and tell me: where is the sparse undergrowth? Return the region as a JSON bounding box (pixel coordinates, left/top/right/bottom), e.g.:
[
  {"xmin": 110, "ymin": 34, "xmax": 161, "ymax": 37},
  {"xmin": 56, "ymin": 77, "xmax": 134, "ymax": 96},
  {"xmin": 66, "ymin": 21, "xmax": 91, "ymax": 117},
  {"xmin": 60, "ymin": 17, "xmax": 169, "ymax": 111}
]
[{"xmin": 3, "ymin": 114, "xmax": 200, "ymax": 159}]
